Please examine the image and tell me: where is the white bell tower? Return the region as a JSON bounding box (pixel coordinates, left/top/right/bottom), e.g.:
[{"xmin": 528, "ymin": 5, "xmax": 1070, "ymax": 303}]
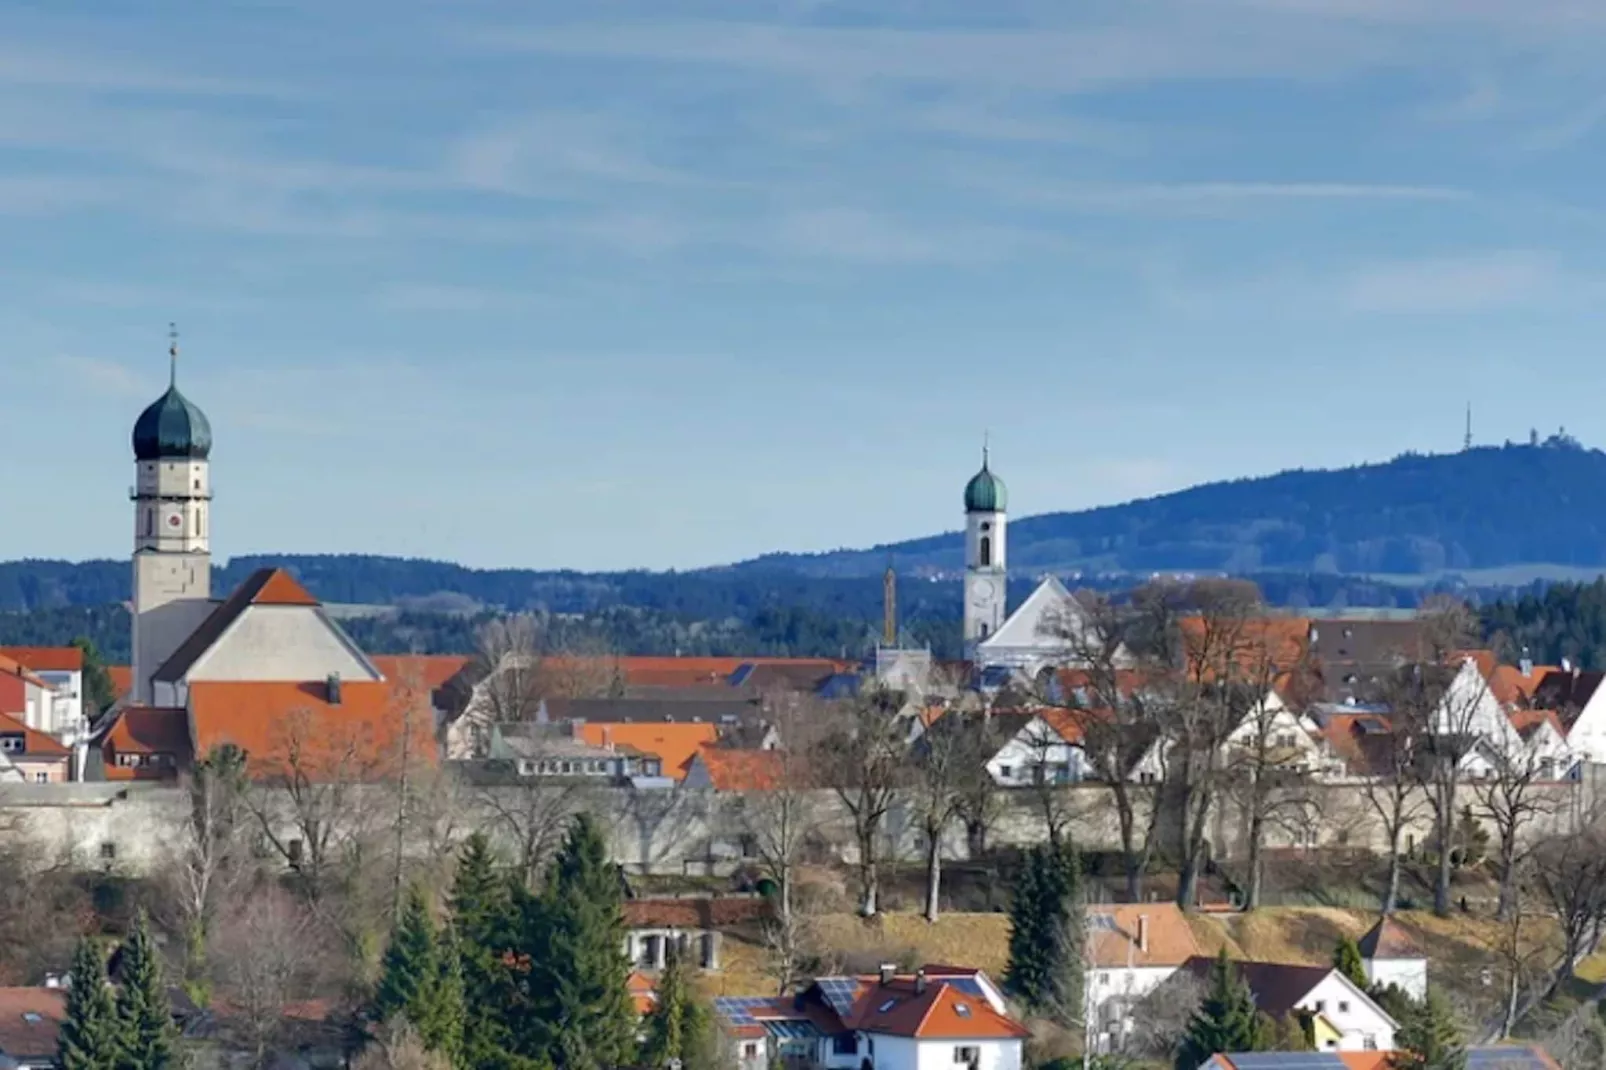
[
  {"xmin": 130, "ymin": 328, "xmax": 215, "ymax": 704},
  {"xmin": 962, "ymin": 446, "xmax": 1008, "ymax": 649}
]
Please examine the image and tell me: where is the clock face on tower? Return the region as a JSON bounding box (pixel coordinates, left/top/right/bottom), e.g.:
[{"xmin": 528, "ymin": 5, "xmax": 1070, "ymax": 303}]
[
  {"xmin": 163, "ymin": 508, "xmax": 184, "ymax": 532},
  {"xmin": 972, "ymin": 578, "xmax": 996, "ymax": 605}
]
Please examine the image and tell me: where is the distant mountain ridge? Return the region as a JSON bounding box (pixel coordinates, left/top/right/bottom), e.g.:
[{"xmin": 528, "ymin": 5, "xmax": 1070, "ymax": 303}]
[{"xmin": 737, "ymin": 438, "xmax": 1606, "ymax": 580}]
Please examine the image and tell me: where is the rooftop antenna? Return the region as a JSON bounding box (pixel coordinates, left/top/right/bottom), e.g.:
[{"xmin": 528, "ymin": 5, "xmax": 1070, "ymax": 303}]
[
  {"xmin": 1463, "ymin": 402, "xmax": 1472, "ymax": 451},
  {"xmin": 883, "ymin": 556, "xmax": 898, "ymax": 648},
  {"xmin": 168, "ymin": 322, "xmax": 179, "ymax": 387}
]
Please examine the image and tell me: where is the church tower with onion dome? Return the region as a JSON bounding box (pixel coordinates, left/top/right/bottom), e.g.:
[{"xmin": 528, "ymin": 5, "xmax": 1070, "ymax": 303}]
[
  {"xmin": 130, "ymin": 329, "xmax": 214, "ymax": 704},
  {"xmin": 963, "ymin": 444, "xmax": 1008, "ymax": 649}
]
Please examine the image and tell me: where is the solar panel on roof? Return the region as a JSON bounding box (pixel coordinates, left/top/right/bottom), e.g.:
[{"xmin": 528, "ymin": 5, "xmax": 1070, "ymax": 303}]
[
  {"xmin": 816, "ymin": 978, "xmax": 859, "ymax": 1017},
  {"xmin": 1468, "ymin": 1047, "xmax": 1551, "ymax": 1068},
  {"xmin": 1089, "ymin": 915, "xmax": 1119, "ymax": 931},
  {"xmin": 949, "ymin": 978, "xmax": 986, "ymax": 998},
  {"xmin": 1217, "ymin": 1054, "xmax": 1346, "ymax": 1069}
]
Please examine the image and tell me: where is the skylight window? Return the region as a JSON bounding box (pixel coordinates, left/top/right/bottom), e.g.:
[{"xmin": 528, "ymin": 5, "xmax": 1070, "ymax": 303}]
[
  {"xmin": 955, "ymin": 1003, "xmax": 971, "ymax": 1017},
  {"xmin": 878, "ymin": 999, "xmax": 897, "ymax": 1013}
]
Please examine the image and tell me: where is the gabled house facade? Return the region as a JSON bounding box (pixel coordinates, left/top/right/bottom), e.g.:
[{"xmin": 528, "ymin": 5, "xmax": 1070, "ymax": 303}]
[{"xmin": 716, "ymin": 967, "xmax": 1025, "ymax": 1070}]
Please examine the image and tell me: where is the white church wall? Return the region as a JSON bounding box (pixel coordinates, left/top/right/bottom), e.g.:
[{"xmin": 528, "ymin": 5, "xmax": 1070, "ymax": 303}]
[{"xmin": 185, "ymin": 605, "xmax": 379, "ymax": 684}]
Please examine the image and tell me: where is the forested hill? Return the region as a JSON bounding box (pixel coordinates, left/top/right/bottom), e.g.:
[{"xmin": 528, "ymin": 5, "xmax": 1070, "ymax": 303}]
[{"xmin": 743, "ymin": 438, "xmax": 1606, "ymax": 579}]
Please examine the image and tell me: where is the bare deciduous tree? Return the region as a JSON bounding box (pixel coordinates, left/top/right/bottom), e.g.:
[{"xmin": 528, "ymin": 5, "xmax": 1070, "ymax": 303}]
[
  {"xmin": 1354, "ymin": 673, "xmax": 1433, "ymax": 915},
  {"xmin": 1531, "ymin": 820, "xmax": 1606, "ymax": 997},
  {"xmin": 911, "ymin": 710, "xmax": 986, "ymax": 922},
  {"xmin": 356, "ymin": 1020, "xmax": 452, "ymax": 1070},
  {"xmin": 729, "ymin": 693, "xmax": 820, "ymax": 920},
  {"xmin": 211, "ymin": 887, "xmax": 334, "ymax": 1069},
  {"xmin": 1225, "ymin": 682, "xmax": 1320, "ymax": 910},
  {"xmin": 813, "ymin": 688, "xmax": 908, "ymax": 917},
  {"xmin": 167, "ymin": 743, "xmax": 249, "ymax": 981},
  {"xmin": 1157, "ymin": 579, "xmax": 1276, "ymax": 911},
  {"xmin": 1050, "ymin": 592, "xmax": 1168, "ymax": 902},
  {"xmin": 1474, "ymin": 739, "xmax": 1562, "ymax": 922}
]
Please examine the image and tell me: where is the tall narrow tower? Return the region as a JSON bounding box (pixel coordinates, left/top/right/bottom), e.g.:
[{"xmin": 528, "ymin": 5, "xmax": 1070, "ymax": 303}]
[
  {"xmin": 962, "ymin": 445, "xmax": 1008, "ymax": 650},
  {"xmin": 130, "ymin": 330, "xmax": 214, "ymax": 704}
]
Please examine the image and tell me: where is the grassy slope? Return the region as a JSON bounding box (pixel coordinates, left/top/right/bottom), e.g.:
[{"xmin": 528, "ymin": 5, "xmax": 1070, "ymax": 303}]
[{"xmin": 708, "ymin": 907, "xmax": 1562, "ymax": 1024}]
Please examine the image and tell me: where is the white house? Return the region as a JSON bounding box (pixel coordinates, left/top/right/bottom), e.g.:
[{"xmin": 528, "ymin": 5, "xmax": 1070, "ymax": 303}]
[
  {"xmin": 984, "ymin": 710, "xmax": 1091, "ymax": 786},
  {"xmin": 717, "ymin": 967, "xmax": 1027, "ymax": 1070},
  {"xmin": 1434, "ymin": 658, "xmax": 1520, "ymax": 753},
  {"xmin": 1085, "ymin": 905, "xmax": 1202, "ymax": 1052},
  {"xmin": 1358, "ymin": 917, "xmax": 1428, "ymax": 1001},
  {"xmin": 1182, "ymin": 960, "xmax": 1398, "ymax": 1052},
  {"xmin": 0, "ymin": 648, "xmax": 86, "ymax": 745}
]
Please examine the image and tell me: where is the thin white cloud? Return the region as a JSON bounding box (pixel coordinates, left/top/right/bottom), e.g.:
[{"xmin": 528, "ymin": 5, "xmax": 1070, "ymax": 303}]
[
  {"xmin": 53, "ymin": 356, "xmax": 149, "ymax": 399},
  {"xmin": 1341, "ymin": 251, "xmax": 1560, "ymax": 313}
]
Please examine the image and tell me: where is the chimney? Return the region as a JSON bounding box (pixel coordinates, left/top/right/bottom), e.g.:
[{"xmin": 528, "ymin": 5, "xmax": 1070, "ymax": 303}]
[
  {"xmin": 1520, "ymin": 648, "xmax": 1534, "ymax": 677},
  {"xmin": 326, "ymin": 673, "xmax": 342, "ymax": 705},
  {"xmin": 914, "ymin": 969, "xmax": 927, "ymax": 995},
  {"xmin": 879, "ymin": 963, "xmax": 896, "ymax": 985},
  {"xmin": 1563, "ymin": 657, "xmax": 1574, "ymax": 674},
  {"xmin": 1137, "ymin": 914, "xmax": 1150, "ymax": 953},
  {"xmin": 603, "ymin": 726, "xmax": 613, "ymax": 751}
]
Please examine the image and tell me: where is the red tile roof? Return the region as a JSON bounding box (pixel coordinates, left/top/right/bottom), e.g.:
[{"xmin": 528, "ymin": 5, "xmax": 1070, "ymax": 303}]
[
  {"xmin": 627, "ymin": 971, "xmax": 657, "ymax": 1016},
  {"xmin": 1488, "ymin": 663, "xmax": 1558, "ymax": 708},
  {"xmin": 1085, "ymin": 904, "xmax": 1201, "ymax": 968},
  {"xmin": 100, "ymin": 706, "xmax": 193, "ymax": 780},
  {"xmin": 107, "ymin": 666, "xmax": 132, "ymax": 699},
  {"xmin": 1508, "ymin": 708, "xmax": 1564, "ymax": 740},
  {"xmin": 622, "ymin": 897, "xmax": 771, "ymax": 929},
  {"xmin": 0, "ymin": 655, "xmax": 52, "ymax": 691},
  {"xmin": 252, "ymin": 570, "xmax": 320, "ymax": 606},
  {"xmin": 0, "ymin": 987, "xmax": 66, "ymax": 1060},
  {"xmin": 846, "ymin": 978, "xmax": 1028, "ymax": 1040},
  {"xmin": 1357, "ymin": 916, "xmax": 1423, "ymax": 961},
  {"xmin": 691, "ymin": 747, "xmax": 786, "ymax": 791},
  {"xmin": 1179, "ymin": 616, "xmax": 1311, "ymax": 681},
  {"xmin": 371, "ymin": 655, "xmax": 471, "ymax": 692},
  {"xmin": 575, "ymin": 722, "xmax": 717, "ymax": 781},
  {"xmin": 0, "ymin": 711, "xmax": 70, "ymax": 758},
  {"xmin": 0, "ymin": 647, "xmax": 83, "ymax": 673},
  {"xmin": 188, "ymin": 679, "xmax": 435, "ymax": 780}
]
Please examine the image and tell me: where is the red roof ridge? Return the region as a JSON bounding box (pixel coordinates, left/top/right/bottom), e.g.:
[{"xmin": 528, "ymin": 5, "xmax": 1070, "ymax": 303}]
[
  {"xmin": 0, "ymin": 711, "xmax": 70, "ymax": 757},
  {"xmin": 250, "ymin": 569, "xmax": 320, "ymax": 606}
]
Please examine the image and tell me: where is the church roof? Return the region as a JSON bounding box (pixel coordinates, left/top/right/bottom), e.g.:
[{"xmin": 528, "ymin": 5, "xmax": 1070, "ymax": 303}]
[
  {"xmin": 189, "ymin": 679, "xmax": 433, "ymax": 779},
  {"xmin": 977, "ymin": 576, "xmax": 1081, "ymax": 654},
  {"xmin": 132, "ymin": 383, "xmax": 212, "ymax": 462},
  {"xmin": 152, "ymin": 568, "xmax": 330, "ymax": 683},
  {"xmin": 964, "ymin": 455, "xmax": 1007, "ymax": 513}
]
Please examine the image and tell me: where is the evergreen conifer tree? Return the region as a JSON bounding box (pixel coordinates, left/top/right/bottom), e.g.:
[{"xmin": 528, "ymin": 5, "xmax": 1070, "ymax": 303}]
[
  {"xmin": 59, "ymin": 938, "xmax": 119, "ymax": 1070},
  {"xmin": 1005, "ymin": 844, "xmax": 1084, "ymax": 1018},
  {"xmin": 516, "ymin": 813, "xmax": 636, "ymax": 1070},
  {"xmin": 1389, "ymin": 988, "xmax": 1467, "ymax": 1070},
  {"xmin": 1333, "ymin": 936, "xmax": 1369, "ymax": 991},
  {"xmin": 450, "ymin": 834, "xmax": 516, "ymax": 1069},
  {"xmin": 642, "ymin": 943, "xmax": 690, "ymax": 1069},
  {"xmin": 1176, "ymin": 951, "xmax": 1261, "ymax": 1070},
  {"xmin": 375, "ymin": 884, "xmax": 437, "ymax": 1027},
  {"xmin": 374, "ymin": 883, "xmax": 465, "ymax": 1061},
  {"xmin": 115, "ymin": 911, "xmax": 182, "ymax": 1070}
]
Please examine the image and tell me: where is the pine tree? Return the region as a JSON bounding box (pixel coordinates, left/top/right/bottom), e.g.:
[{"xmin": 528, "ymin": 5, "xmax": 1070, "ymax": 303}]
[
  {"xmin": 1176, "ymin": 951, "xmax": 1262, "ymax": 1070},
  {"xmin": 374, "ymin": 884, "xmax": 464, "ymax": 1062},
  {"xmin": 115, "ymin": 911, "xmax": 182, "ymax": 1070},
  {"xmin": 1389, "ymin": 988, "xmax": 1467, "ymax": 1070},
  {"xmin": 1004, "ymin": 847, "xmax": 1050, "ymax": 1005},
  {"xmin": 1004, "ymin": 844, "xmax": 1084, "ymax": 1018},
  {"xmin": 375, "ymin": 884, "xmax": 437, "ymax": 1028},
  {"xmin": 641, "ymin": 942, "xmax": 688, "ymax": 1069},
  {"xmin": 59, "ymin": 938, "xmax": 119, "ymax": 1070},
  {"xmin": 1333, "ymin": 936, "xmax": 1369, "ymax": 990},
  {"xmin": 515, "ymin": 813, "xmax": 636, "ymax": 1070},
  {"xmin": 450, "ymin": 834, "xmax": 516, "ymax": 1070}
]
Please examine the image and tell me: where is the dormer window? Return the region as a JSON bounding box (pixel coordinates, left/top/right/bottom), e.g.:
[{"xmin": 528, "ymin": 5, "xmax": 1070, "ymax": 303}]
[{"xmin": 0, "ymin": 735, "xmax": 23, "ymax": 753}]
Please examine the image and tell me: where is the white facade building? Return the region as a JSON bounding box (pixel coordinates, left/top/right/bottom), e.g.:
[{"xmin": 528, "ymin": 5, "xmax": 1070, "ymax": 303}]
[{"xmin": 962, "ymin": 450, "xmax": 1008, "ymax": 651}]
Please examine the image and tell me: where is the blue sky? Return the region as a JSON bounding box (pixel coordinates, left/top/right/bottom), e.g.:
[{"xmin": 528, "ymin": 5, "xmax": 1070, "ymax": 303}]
[{"xmin": 3, "ymin": 0, "xmax": 1605, "ymax": 571}]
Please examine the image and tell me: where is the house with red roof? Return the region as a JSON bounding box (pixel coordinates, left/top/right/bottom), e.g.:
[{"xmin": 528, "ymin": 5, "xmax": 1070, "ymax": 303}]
[
  {"xmin": 0, "ymin": 711, "xmax": 72, "ymax": 784},
  {"xmin": 0, "ymin": 647, "xmax": 86, "ymax": 745},
  {"xmin": 715, "ymin": 966, "xmax": 1025, "ymax": 1070}
]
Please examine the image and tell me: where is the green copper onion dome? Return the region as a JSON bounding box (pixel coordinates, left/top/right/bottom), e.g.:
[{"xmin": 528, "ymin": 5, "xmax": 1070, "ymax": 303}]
[
  {"xmin": 132, "ymin": 340, "xmax": 211, "ymax": 461},
  {"xmin": 963, "ymin": 449, "xmax": 1007, "ymax": 513}
]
